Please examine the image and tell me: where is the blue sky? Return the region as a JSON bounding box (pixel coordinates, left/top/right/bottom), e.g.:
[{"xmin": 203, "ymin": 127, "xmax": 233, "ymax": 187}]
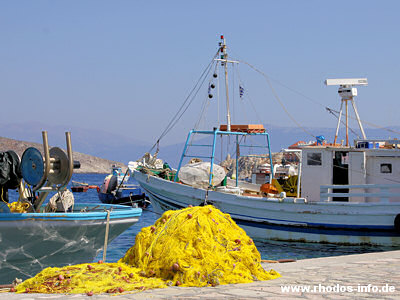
[{"xmin": 1, "ymin": 0, "xmax": 399, "ymax": 146}]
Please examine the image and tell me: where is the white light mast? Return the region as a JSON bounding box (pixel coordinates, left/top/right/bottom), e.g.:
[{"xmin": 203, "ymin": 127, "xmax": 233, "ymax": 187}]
[
  {"xmin": 220, "ymin": 35, "xmax": 231, "ymax": 131},
  {"xmin": 325, "ymin": 78, "xmax": 368, "ymax": 146},
  {"xmin": 215, "ymin": 35, "xmax": 239, "ymax": 132}
]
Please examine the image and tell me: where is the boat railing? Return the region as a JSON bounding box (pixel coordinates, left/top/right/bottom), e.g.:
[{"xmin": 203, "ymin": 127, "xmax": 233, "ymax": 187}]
[
  {"xmin": 355, "ymin": 139, "xmax": 400, "ymax": 149},
  {"xmin": 115, "ymin": 184, "xmax": 141, "ymax": 190},
  {"xmin": 320, "ymin": 183, "xmax": 400, "ymax": 203},
  {"xmin": 174, "ymin": 128, "xmax": 274, "ymax": 188}
]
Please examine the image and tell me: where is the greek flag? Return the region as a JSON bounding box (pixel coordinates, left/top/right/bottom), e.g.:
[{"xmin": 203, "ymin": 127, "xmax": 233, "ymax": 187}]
[{"xmin": 239, "ymin": 85, "xmax": 244, "ymax": 98}]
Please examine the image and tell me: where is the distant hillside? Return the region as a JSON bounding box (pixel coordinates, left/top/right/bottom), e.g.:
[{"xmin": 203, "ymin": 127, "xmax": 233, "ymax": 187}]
[
  {"xmin": 0, "ymin": 121, "xmax": 151, "ymax": 163},
  {"xmin": 1, "ymin": 121, "xmax": 400, "ymax": 170},
  {"xmin": 0, "ymin": 136, "xmax": 125, "ymax": 173}
]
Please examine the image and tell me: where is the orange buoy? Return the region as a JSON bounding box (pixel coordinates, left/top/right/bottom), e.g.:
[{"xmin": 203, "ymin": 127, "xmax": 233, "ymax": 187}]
[{"xmin": 260, "ymin": 183, "xmax": 279, "ymax": 194}]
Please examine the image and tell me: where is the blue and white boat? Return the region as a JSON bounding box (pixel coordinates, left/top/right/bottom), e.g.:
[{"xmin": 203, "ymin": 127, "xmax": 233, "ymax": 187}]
[
  {"xmin": 0, "ymin": 203, "xmax": 141, "ymax": 284},
  {"xmin": 98, "ymin": 165, "xmax": 149, "ymax": 207},
  {"xmin": 0, "ymin": 132, "xmax": 142, "ymax": 284},
  {"xmin": 133, "ymin": 36, "xmax": 400, "ymax": 247}
]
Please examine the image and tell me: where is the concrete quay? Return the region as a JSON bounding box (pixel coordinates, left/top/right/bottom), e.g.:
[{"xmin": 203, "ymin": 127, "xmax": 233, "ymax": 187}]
[{"xmin": 1, "ymin": 250, "xmax": 399, "ymax": 299}]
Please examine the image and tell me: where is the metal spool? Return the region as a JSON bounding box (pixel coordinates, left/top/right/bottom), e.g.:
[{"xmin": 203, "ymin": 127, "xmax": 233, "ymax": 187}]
[
  {"xmin": 48, "ymin": 147, "xmax": 70, "ymax": 185},
  {"xmin": 21, "ymin": 147, "xmax": 44, "ymax": 186}
]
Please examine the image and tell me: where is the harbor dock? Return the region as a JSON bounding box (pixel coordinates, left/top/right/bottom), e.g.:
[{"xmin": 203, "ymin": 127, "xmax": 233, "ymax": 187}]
[{"xmin": 2, "ymin": 249, "xmax": 399, "ymax": 299}]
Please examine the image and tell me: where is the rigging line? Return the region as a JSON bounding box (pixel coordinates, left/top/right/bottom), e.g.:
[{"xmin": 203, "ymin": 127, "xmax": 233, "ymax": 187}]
[
  {"xmin": 228, "ymin": 49, "xmax": 400, "ymax": 137},
  {"xmin": 171, "ymin": 60, "xmax": 216, "ymax": 135},
  {"xmin": 326, "ymin": 108, "xmax": 360, "ymax": 137},
  {"xmin": 194, "ymin": 94, "xmax": 212, "ymax": 131},
  {"xmin": 158, "ymin": 56, "xmax": 216, "ymax": 141},
  {"xmin": 229, "ymin": 50, "xmax": 400, "ymax": 138},
  {"xmin": 326, "ymin": 107, "xmax": 400, "ymax": 136},
  {"xmin": 236, "ymin": 70, "xmax": 263, "ymax": 124},
  {"xmin": 148, "ymin": 50, "xmax": 220, "ymax": 153},
  {"xmin": 260, "ymin": 74, "xmax": 400, "ymax": 135},
  {"xmin": 194, "ymin": 61, "xmax": 220, "ymax": 130},
  {"xmin": 240, "ymin": 60, "xmax": 316, "ymax": 139},
  {"xmin": 194, "ymin": 95, "xmax": 209, "ymax": 130}
]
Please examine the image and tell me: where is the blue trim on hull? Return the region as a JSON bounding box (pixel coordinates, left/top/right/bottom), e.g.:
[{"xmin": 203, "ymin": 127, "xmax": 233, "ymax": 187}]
[
  {"xmin": 145, "ymin": 188, "xmax": 400, "ymax": 238},
  {"xmin": 231, "ymin": 211, "xmax": 394, "ymax": 230},
  {"xmin": 0, "ymin": 203, "xmax": 142, "ymax": 221}
]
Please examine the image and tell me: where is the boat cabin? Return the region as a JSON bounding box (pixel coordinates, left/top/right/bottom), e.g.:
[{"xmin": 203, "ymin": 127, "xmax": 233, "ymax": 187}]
[{"xmin": 300, "ymin": 139, "xmax": 400, "ymax": 203}]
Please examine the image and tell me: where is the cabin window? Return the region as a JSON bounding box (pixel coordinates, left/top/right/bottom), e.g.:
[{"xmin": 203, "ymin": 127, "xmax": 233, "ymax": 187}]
[
  {"xmin": 307, "ymin": 153, "xmax": 322, "ymax": 166},
  {"xmin": 380, "ymin": 163, "xmax": 392, "ymax": 174}
]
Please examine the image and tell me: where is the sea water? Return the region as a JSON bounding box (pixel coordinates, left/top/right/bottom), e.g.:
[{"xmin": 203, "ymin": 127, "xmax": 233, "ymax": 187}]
[{"xmin": 8, "ymin": 173, "xmax": 399, "ymax": 262}]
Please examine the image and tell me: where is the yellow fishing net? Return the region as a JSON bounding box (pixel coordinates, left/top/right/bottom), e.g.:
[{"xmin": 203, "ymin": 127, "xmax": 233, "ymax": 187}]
[
  {"xmin": 16, "ymin": 205, "xmax": 280, "ymax": 294},
  {"xmin": 7, "ymin": 201, "xmax": 31, "ymax": 213}
]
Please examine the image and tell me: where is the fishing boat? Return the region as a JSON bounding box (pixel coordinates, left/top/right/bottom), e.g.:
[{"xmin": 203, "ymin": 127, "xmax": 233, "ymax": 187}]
[
  {"xmin": 0, "ymin": 132, "xmax": 142, "ymax": 284},
  {"xmin": 98, "ymin": 165, "xmax": 150, "ymax": 208},
  {"xmin": 71, "ymin": 180, "xmax": 98, "ymax": 192},
  {"xmin": 132, "ymin": 36, "xmax": 400, "ymax": 246}
]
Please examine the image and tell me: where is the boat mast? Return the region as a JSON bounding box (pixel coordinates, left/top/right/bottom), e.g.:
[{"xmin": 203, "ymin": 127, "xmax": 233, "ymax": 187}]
[{"xmin": 220, "ymin": 35, "xmax": 231, "ymax": 132}]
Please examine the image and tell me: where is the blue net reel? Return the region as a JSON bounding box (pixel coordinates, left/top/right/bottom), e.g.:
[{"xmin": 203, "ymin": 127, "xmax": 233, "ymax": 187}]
[
  {"xmin": 20, "ymin": 147, "xmax": 44, "ymax": 186},
  {"xmin": 21, "ymin": 146, "xmax": 70, "ymax": 187}
]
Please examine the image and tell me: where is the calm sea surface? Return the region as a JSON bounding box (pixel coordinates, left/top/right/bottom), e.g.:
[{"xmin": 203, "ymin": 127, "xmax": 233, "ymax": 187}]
[{"xmin": 9, "ymin": 173, "xmax": 400, "ymax": 262}]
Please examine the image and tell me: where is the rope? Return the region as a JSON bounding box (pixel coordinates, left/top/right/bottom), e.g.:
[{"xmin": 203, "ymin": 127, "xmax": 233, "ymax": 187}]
[
  {"xmin": 226, "ymin": 46, "xmax": 400, "ymax": 138},
  {"xmin": 0, "ymin": 187, "xmax": 6, "ymax": 204},
  {"xmin": 239, "ymin": 60, "xmax": 316, "ymax": 138},
  {"xmin": 147, "ymin": 49, "xmax": 221, "ymax": 154},
  {"xmin": 235, "ymin": 71, "xmax": 263, "ymax": 125},
  {"xmin": 325, "ymin": 107, "xmax": 360, "ymax": 137},
  {"xmin": 102, "ymin": 210, "xmax": 111, "ymax": 262}
]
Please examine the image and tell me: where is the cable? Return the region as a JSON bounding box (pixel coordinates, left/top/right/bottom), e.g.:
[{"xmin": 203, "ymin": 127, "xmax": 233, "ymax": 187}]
[
  {"xmin": 239, "ymin": 60, "xmax": 316, "ymax": 139},
  {"xmin": 228, "ymin": 47, "xmax": 400, "ymax": 137},
  {"xmin": 147, "ymin": 49, "xmax": 220, "ymax": 153},
  {"xmin": 326, "ymin": 107, "xmax": 360, "ymax": 138}
]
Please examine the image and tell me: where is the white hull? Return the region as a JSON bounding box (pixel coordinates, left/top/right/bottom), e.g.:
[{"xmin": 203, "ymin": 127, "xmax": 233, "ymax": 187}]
[
  {"xmin": 0, "ymin": 204, "xmax": 141, "ymax": 284},
  {"xmin": 134, "ymin": 171, "xmax": 400, "ymax": 246}
]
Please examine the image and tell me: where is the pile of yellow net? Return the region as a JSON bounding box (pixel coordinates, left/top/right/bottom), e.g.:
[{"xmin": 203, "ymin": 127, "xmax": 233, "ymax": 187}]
[{"xmin": 16, "ymin": 205, "xmax": 280, "ymax": 294}]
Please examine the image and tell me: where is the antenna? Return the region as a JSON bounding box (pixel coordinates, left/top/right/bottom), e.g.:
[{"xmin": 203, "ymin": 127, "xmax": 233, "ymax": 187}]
[
  {"xmin": 325, "ymin": 78, "xmax": 368, "ymax": 146},
  {"xmin": 214, "ymin": 35, "xmax": 239, "ymax": 132}
]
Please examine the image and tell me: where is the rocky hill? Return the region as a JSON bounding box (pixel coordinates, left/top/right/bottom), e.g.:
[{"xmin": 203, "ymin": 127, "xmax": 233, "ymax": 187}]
[{"xmin": 0, "ymin": 136, "xmax": 125, "ymax": 173}]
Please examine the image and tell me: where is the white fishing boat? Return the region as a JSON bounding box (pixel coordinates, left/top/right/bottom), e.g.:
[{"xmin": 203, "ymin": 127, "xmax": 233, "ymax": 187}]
[
  {"xmin": 133, "ymin": 36, "xmax": 400, "ymax": 246},
  {"xmin": 0, "ymin": 132, "xmax": 142, "ymax": 283}
]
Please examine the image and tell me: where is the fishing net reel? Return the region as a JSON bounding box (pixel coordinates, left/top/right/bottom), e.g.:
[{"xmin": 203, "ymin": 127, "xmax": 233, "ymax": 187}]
[{"xmin": 20, "ymin": 131, "xmax": 80, "ymax": 211}]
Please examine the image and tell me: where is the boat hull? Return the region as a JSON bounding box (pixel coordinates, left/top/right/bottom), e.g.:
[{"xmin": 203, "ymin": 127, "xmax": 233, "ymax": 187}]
[
  {"xmin": 134, "ymin": 170, "xmax": 400, "ymax": 246},
  {"xmin": 0, "ymin": 203, "xmax": 141, "ymax": 284},
  {"xmin": 98, "ymin": 192, "xmax": 149, "ymax": 207}
]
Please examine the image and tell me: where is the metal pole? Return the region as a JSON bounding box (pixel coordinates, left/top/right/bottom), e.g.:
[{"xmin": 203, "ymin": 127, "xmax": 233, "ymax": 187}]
[
  {"xmin": 62, "ymin": 132, "xmax": 74, "ymax": 189},
  {"xmin": 33, "ymin": 131, "xmax": 50, "ymax": 192},
  {"xmin": 209, "ymin": 130, "xmax": 219, "ymax": 186},
  {"xmin": 102, "ymin": 210, "xmax": 111, "ymax": 262},
  {"xmin": 174, "ymin": 130, "xmax": 193, "ymax": 182},
  {"xmin": 221, "ymin": 36, "xmax": 231, "ymax": 131},
  {"xmin": 334, "ymin": 100, "xmax": 344, "ymax": 145},
  {"xmin": 345, "ymin": 99, "xmax": 349, "ymax": 146},
  {"xmin": 266, "ymin": 133, "xmax": 274, "ymax": 182},
  {"xmin": 296, "ymin": 151, "xmax": 302, "ymax": 198},
  {"xmin": 351, "ymin": 98, "xmax": 367, "ymax": 139},
  {"xmin": 235, "ymin": 135, "xmax": 239, "ymax": 187},
  {"xmin": 33, "ymin": 131, "xmax": 51, "ymax": 211}
]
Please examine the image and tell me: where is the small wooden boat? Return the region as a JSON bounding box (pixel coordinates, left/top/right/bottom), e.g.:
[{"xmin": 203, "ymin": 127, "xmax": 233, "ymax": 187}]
[
  {"xmin": 98, "ymin": 167, "xmax": 150, "ymax": 208},
  {"xmin": 71, "ymin": 180, "xmax": 98, "ymax": 192}
]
